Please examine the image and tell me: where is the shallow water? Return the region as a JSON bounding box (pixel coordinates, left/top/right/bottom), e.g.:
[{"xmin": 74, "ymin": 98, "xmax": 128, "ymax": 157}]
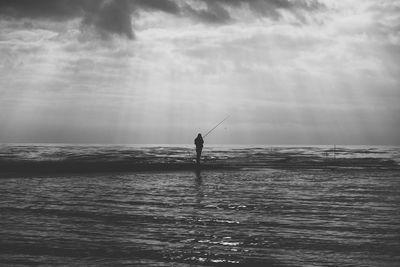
[
  {"xmin": 1, "ymin": 168, "xmax": 399, "ymax": 266},
  {"xmin": 0, "ymin": 144, "xmax": 399, "ymax": 174}
]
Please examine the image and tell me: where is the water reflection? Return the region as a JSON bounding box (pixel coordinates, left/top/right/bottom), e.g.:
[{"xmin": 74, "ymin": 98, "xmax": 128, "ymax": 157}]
[
  {"xmin": 194, "ymin": 169, "xmax": 203, "ymax": 205},
  {"xmin": 195, "ymin": 168, "xmax": 202, "ymax": 183}
]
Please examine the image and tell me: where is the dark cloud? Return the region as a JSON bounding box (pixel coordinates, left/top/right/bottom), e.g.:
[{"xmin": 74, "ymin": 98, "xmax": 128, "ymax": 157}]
[
  {"xmin": 0, "ymin": 0, "xmax": 85, "ymax": 19},
  {"xmin": 135, "ymin": 0, "xmax": 180, "ymax": 14},
  {"xmin": 186, "ymin": 2, "xmax": 231, "ymax": 24},
  {"xmin": 201, "ymin": 0, "xmax": 322, "ymax": 11},
  {"xmin": 184, "ymin": 0, "xmax": 323, "ymax": 24},
  {"xmin": 0, "ymin": 0, "xmax": 324, "ymax": 38},
  {"xmin": 0, "ymin": 0, "xmax": 135, "ymax": 38},
  {"xmin": 82, "ymin": 0, "xmax": 134, "ymax": 39},
  {"xmin": 0, "ymin": 0, "xmax": 178, "ymax": 39}
]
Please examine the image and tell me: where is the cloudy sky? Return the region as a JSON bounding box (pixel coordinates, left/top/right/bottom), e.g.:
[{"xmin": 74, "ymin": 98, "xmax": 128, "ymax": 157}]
[{"xmin": 0, "ymin": 0, "xmax": 399, "ymax": 145}]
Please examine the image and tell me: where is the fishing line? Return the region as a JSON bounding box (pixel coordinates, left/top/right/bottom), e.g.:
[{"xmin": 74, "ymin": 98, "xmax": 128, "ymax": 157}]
[{"xmin": 203, "ymin": 115, "xmax": 231, "ymax": 138}]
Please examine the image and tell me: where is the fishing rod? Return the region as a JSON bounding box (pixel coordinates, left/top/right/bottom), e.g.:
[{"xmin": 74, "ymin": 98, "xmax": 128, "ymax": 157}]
[{"xmin": 203, "ymin": 115, "xmax": 231, "ymax": 138}]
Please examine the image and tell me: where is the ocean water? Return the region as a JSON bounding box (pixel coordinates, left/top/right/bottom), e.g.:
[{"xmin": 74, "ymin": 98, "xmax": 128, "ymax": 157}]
[
  {"xmin": 0, "ymin": 144, "xmax": 399, "ymax": 266},
  {"xmin": 0, "ymin": 144, "xmax": 399, "ymax": 174}
]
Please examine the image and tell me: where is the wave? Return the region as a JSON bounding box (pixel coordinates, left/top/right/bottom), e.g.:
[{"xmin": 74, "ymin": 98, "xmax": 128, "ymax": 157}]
[{"xmin": 0, "ymin": 144, "xmax": 399, "ymax": 175}]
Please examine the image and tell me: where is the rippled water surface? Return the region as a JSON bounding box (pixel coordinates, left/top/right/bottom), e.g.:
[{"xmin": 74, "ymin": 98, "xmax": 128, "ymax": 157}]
[
  {"xmin": 1, "ymin": 145, "xmax": 400, "ymax": 266},
  {"xmin": 1, "ymin": 169, "xmax": 399, "ymax": 266}
]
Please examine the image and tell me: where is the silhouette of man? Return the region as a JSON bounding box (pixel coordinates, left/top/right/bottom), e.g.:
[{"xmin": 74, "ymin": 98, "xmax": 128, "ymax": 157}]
[{"xmin": 194, "ymin": 133, "xmax": 204, "ymax": 164}]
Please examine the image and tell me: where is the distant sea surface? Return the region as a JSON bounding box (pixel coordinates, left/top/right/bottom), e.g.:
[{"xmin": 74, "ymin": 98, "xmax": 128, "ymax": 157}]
[{"xmin": 1, "ymin": 144, "xmax": 399, "ymax": 266}]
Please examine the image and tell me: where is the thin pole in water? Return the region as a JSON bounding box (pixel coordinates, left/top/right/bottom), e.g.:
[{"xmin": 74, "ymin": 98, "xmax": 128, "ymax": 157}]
[{"xmin": 203, "ymin": 115, "xmax": 231, "ymax": 138}]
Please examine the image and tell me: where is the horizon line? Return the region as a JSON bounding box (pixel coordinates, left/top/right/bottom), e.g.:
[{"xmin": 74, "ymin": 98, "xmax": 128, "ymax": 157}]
[{"xmin": 0, "ymin": 142, "xmax": 398, "ymax": 147}]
